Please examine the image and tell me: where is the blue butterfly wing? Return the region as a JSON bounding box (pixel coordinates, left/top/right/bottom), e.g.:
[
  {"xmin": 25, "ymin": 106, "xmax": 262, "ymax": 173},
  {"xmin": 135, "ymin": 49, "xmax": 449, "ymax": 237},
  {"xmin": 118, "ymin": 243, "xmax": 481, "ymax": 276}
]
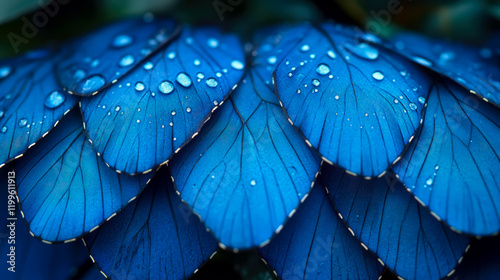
[
  {"xmin": 0, "ymin": 165, "xmax": 101, "ymax": 280},
  {"xmin": 390, "ymin": 33, "xmax": 500, "ymax": 107},
  {"xmin": 170, "ymin": 61, "xmax": 320, "ymax": 249},
  {"xmin": 15, "ymin": 109, "xmax": 152, "ymax": 242},
  {"xmin": 321, "ymin": 163, "xmax": 470, "ymax": 280},
  {"xmin": 0, "ymin": 48, "xmax": 77, "ymax": 168},
  {"xmin": 80, "ymin": 26, "xmax": 245, "ymax": 174},
  {"xmin": 394, "ymin": 78, "xmax": 500, "ymax": 236},
  {"xmin": 56, "ymin": 18, "xmax": 179, "ymax": 96},
  {"xmin": 274, "ymin": 23, "xmax": 431, "ymax": 177},
  {"xmin": 84, "ymin": 166, "xmax": 218, "ymax": 280},
  {"xmin": 446, "ymin": 237, "xmax": 500, "ymax": 280},
  {"xmin": 259, "ymin": 180, "xmax": 383, "ymax": 280}
]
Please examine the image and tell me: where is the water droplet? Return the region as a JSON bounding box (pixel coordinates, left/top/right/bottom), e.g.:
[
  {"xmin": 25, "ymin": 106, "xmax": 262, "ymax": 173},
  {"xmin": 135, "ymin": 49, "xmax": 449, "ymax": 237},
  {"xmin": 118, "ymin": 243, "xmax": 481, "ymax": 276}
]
[
  {"xmin": 393, "ymin": 99, "xmax": 399, "ymax": 104},
  {"xmin": 344, "ymin": 42, "xmax": 379, "ymax": 60},
  {"xmin": 0, "ymin": 66, "xmax": 12, "ymax": 78},
  {"xmin": 418, "ymin": 96, "xmax": 426, "ymax": 104},
  {"xmin": 18, "ymin": 118, "xmax": 27, "ymax": 127},
  {"xmin": 115, "ymin": 106, "xmax": 121, "ymax": 112},
  {"xmin": 186, "ymin": 107, "xmax": 192, "ymax": 113},
  {"xmin": 44, "ymin": 91, "xmax": 66, "ymax": 109},
  {"xmin": 267, "ymin": 56, "xmax": 277, "ymax": 64},
  {"xmin": 288, "ymin": 72, "xmax": 293, "ymax": 77},
  {"xmin": 112, "ymin": 34, "xmax": 133, "ymax": 48},
  {"xmin": 79, "ymin": 75, "xmax": 105, "ymax": 94},
  {"xmin": 300, "ymin": 44, "xmax": 310, "ymax": 52},
  {"xmin": 335, "ymin": 95, "xmax": 339, "ymax": 100},
  {"xmin": 400, "ymin": 70, "xmax": 407, "ymax": 77},
  {"xmin": 250, "ymin": 180, "xmax": 256, "ymax": 186},
  {"xmin": 216, "ymin": 72, "xmax": 222, "ymax": 78},
  {"xmin": 426, "ymin": 177, "xmax": 433, "ymax": 185},
  {"xmin": 159, "ymin": 81, "xmax": 174, "ymax": 94},
  {"xmin": 168, "ymin": 52, "xmax": 176, "ymax": 59},
  {"xmin": 316, "ymin": 64, "xmax": 330, "ymax": 75},
  {"xmin": 327, "ymin": 50, "xmax": 336, "ymax": 59},
  {"xmin": 90, "ymin": 59, "xmax": 100, "ymax": 68},
  {"xmin": 197, "ymin": 73, "xmax": 205, "ymax": 79},
  {"xmin": 409, "ymin": 102, "xmax": 417, "ymax": 111},
  {"xmin": 186, "ymin": 37, "xmax": 194, "ymax": 45},
  {"xmin": 206, "ymin": 78, "xmax": 218, "ymax": 88},
  {"xmin": 0, "ymin": 111, "xmax": 3, "ymax": 119},
  {"xmin": 176, "ymin": 73, "xmax": 192, "ymax": 87},
  {"xmin": 207, "ymin": 38, "xmax": 219, "ymax": 48},
  {"xmin": 119, "ymin": 55, "xmax": 135, "ymax": 67},
  {"xmin": 372, "ymin": 71, "xmax": 384, "ymax": 81},
  {"xmin": 231, "ymin": 60, "xmax": 244, "ymax": 70},
  {"xmin": 0, "ymin": 126, "xmax": 6, "ymax": 133},
  {"xmin": 312, "ymin": 79, "xmax": 320, "ymax": 87},
  {"xmin": 435, "ymin": 165, "xmax": 439, "ymax": 170},
  {"xmin": 171, "ymin": 111, "xmax": 176, "ymax": 116},
  {"xmin": 135, "ymin": 82, "xmax": 145, "ymax": 92},
  {"xmin": 412, "ymin": 56, "xmax": 432, "ymax": 67},
  {"xmin": 194, "ymin": 59, "xmax": 201, "ymax": 66},
  {"xmin": 143, "ymin": 62, "xmax": 154, "ymax": 70}
]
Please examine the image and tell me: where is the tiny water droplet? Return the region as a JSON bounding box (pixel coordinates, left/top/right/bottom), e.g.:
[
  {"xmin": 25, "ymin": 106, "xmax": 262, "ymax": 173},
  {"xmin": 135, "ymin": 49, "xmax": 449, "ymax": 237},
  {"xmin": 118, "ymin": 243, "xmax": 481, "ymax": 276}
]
[
  {"xmin": 143, "ymin": 62, "xmax": 154, "ymax": 70},
  {"xmin": 393, "ymin": 99, "xmax": 399, "ymax": 104},
  {"xmin": 186, "ymin": 107, "xmax": 192, "ymax": 113},
  {"xmin": 168, "ymin": 52, "xmax": 176, "ymax": 59},
  {"xmin": 112, "ymin": 34, "xmax": 133, "ymax": 48},
  {"xmin": 250, "ymin": 180, "xmax": 256, "ymax": 186},
  {"xmin": 115, "ymin": 106, "xmax": 121, "ymax": 112},
  {"xmin": 206, "ymin": 78, "xmax": 218, "ymax": 88},
  {"xmin": 18, "ymin": 118, "xmax": 27, "ymax": 127},
  {"xmin": 426, "ymin": 178, "xmax": 433, "ymax": 185},
  {"xmin": 194, "ymin": 59, "xmax": 201, "ymax": 66},
  {"xmin": 90, "ymin": 59, "xmax": 100, "ymax": 68},
  {"xmin": 176, "ymin": 73, "xmax": 192, "ymax": 87},
  {"xmin": 412, "ymin": 56, "xmax": 433, "ymax": 67},
  {"xmin": 400, "ymin": 70, "xmax": 407, "ymax": 77},
  {"xmin": 418, "ymin": 96, "xmax": 426, "ymax": 104},
  {"xmin": 300, "ymin": 44, "xmax": 310, "ymax": 52},
  {"xmin": 316, "ymin": 64, "xmax": 330, "ymax": 75},
  {"xmin": 231, "ymin": 60, "xmax": 244, "ymax": 70},
  {"xmin": 409, "ymin": 103, "xmax": 417, "ymax": 111},
  {"xmin": 135, "ymin": 82, "xmax": 145, "ymax": 92},
  {"xmin": 197, "ymin": 73, "xmax": 205, "ymax": 79},
  {"xmin": 0, "ymin": 110, "xmax": 4, "ymax": 119},
  {"xmin": 372, "ymin": 71, "xmax": 384, "ymax": 81},
  {"xmin": 44, "ymin": 91, "xmax": 66, "ymax": 109},
  {"xmin": 267, "ymin": 56, "xmax": 277, "ymax": 64},
  {"xmin": 207, "ymin": 38, "xmax": 219, "ymax": 48},
  {"xmin": 0, "ymin": 66, "xmax": 12, "ymax": 78},
  {"xmin": 0, "ymin": 126, "xmax": 7, "ymax": 133},
  {"xmin": 119, "ymin": 55, "xmax": 135, "ymax": 67},
  {"xmin": 327, "ymin": 50, "xmax": 336, "ymax": 59},
  {"xmin": 159, "ymin": 81, "xmax": 174, "ymax": 94},
  {"xmin": 312, "ymin": 79, "xmax": 320, "ymax": 87}
]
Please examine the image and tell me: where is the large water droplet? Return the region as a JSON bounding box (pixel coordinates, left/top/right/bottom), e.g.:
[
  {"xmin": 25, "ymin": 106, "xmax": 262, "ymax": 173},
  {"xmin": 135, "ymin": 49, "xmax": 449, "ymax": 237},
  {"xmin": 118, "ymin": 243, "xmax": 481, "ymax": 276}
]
[
  {"xmin": 0, "ymin": 66, "xmax": 12, "ymax": 78},
  {"xmin": 44, "ymin": 91, "xmax": 66, "ymax": 109},
  {"xmin": 372, "ymin": 71, "xmax": 384, "ymax": 81},
  {"xmin": 159, "ymin": 81, "xmax": 174, "ymax": 94},
  {"xmin": 206, "ymin": 78, "xmax": 218, "ymax": 88},
  {"xmin": 135, "ymin": 82, "xmax": 145, "ymax": 92},
  {"xmin": 143, "ymin": 62, "xmax": 154, "ymax": 70},
  {"xmin": 176, "ymin": 73, "xmax": 192, "ymax": 87},
  {"xmin": 316, "ymin": 64, "xmax": 330, "ymax": 75},
  {"xmin": 231, "ymin": 60, "xmax": 244, "ymax": 70},
  {"xmin": 18, "ymin": 118, "xmax": 27, "ymax": 127},
  {"xmin": 112, "ymin": 34, "xmax": 133, "ymax": 48},
  {"xmin": 119, "ymin": 55, "xmax": 135, "ymax": 67},
  {"xmin": 207, "ymin": 38, "xmax": 219, "ymax": 48},
  {"xmin": 344, "ymin": 42, "xmax": 379, "ymax": 60},
  {"xmin": 78, "ymin": 75, "xmax": 106, "ymax": 94}
]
